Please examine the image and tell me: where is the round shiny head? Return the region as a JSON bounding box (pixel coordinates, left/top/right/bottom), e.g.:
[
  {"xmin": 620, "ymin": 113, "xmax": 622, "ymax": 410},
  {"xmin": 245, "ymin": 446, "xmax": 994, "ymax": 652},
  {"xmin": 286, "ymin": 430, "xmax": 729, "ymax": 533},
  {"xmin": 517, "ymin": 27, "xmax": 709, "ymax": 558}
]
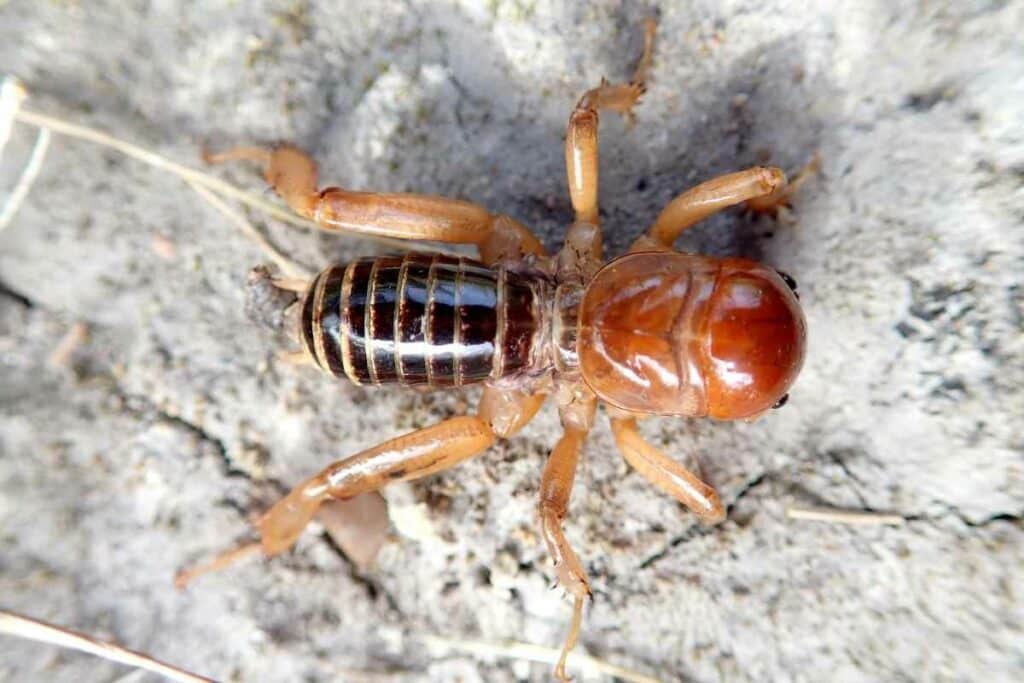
[{"xmin": 577, "ymin": 251, "xmax": 806, "ymax": 419}]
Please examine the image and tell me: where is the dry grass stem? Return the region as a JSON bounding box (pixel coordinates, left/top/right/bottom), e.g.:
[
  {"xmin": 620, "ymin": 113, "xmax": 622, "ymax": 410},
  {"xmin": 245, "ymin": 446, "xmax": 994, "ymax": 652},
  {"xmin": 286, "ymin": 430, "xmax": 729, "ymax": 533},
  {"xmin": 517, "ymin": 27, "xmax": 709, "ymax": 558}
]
[
  {"xmin": 786, "ymin": 506, "xmax": 906, "ymax": 526},
  {"xmin": 0, "ymin": 76, "xmax": 27, "ymax": 158},
  {"xmin": 47, "ymin": 321, "xmax": 89, "ymax": 368},
  {"xmin": 0, "ymin": 609, "xmax": 215, "ymax": 683},
  {"xmin": 421, "ymin": 634, "xmax": 663, "ymax": 683},
  {"xmin": 0, "ymin": 126, "xmax": 51, "ymax": 232},
  {"xmin": 186, "ymin": 179, "xmax": 312, "ymax": 279},
  {"xmin": 11, "ymin": 107, "xmax": 454, "ymax": 254}
]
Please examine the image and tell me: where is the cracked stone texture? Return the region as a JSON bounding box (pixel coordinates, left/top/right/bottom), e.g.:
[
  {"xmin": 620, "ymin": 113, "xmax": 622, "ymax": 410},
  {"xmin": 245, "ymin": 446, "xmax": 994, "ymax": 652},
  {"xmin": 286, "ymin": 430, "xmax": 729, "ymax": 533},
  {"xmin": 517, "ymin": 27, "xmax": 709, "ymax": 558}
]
[{"xmin": 1, "ymin": 1, "xmax": 1022, "ymax": 681}]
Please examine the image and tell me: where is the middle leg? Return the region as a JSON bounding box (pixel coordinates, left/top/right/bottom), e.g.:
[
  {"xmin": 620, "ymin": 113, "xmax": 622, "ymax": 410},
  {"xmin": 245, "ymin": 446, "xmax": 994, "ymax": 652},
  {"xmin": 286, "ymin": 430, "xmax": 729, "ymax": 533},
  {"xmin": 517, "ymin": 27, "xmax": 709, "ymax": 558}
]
[
  {"xmin": 565, "ymin": 18, "xmax": 656, "ymax": 227},
  {"xmin": 539, "ymin": 390, "xmax": 597, "ymax": 681}
]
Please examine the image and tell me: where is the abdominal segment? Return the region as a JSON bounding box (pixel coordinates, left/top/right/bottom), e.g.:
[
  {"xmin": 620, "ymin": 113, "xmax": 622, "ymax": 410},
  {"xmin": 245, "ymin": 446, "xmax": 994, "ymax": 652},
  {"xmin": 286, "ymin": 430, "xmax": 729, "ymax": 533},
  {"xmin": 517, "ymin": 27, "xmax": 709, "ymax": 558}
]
[{"xmin": 301, "ymin": 254, "xmax": 541, "ymax": 387}]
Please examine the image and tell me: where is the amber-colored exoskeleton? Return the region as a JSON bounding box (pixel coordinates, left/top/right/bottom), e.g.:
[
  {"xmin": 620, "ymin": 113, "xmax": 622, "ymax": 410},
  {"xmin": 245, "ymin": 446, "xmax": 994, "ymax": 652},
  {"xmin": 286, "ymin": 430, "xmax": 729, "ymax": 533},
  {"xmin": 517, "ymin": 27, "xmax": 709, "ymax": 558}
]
[{"xmin": 179, "ymin": 20, "xmax": 813, "ymax": 680}]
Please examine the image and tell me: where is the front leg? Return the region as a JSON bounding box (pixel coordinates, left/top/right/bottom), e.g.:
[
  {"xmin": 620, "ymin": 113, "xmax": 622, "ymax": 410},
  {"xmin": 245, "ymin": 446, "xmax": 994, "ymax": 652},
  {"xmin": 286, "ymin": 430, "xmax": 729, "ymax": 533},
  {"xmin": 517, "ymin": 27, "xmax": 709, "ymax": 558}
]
[
  {"xmin": 632, "ymin": 167, "xmax": 786, "ymax": 251},
  {"xmin": 539, "ymin": 390, "xmax": 597, "ymax": 681},
  {"xmin": 745, "ymin": 154, "xmax": 821, "ymax": 219},
  {"xmin": 610, "ymin": 417, "xmax": 724, "ymax": 524},
  {"xmin": 204, "ymin": 144, "xmax": 545, "ymax": 263},
  {"xmin": 632, "ymin": 156, "xmax": 820, "ymax": 251}
]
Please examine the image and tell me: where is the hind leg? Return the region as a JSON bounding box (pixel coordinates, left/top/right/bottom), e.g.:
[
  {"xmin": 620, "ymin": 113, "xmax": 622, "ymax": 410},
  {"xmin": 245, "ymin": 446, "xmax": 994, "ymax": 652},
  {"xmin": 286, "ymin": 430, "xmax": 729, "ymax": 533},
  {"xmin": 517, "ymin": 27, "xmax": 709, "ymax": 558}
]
[
  {"xmin": 176, "ymin": 391, "xmax": 547, "ymax": 586},
  {"xmin": 176, "ymin": 416, "xmax": 495, "ymax": 587},
  {"xmin": 256, "ymin": 416, "xmax": 498, "ymax": 554},
  {"xmin": 204, "ymin": 145, "xmax": 545, "ymax": 263}
]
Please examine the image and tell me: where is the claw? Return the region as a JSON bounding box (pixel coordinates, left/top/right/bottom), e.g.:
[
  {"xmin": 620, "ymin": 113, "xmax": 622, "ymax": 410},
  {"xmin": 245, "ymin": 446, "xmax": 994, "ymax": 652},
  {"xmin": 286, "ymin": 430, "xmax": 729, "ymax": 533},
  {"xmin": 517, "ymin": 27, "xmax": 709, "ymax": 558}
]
[{"xmin": 746, "ymin": 154, "xmax": 821, "ymax": 219}]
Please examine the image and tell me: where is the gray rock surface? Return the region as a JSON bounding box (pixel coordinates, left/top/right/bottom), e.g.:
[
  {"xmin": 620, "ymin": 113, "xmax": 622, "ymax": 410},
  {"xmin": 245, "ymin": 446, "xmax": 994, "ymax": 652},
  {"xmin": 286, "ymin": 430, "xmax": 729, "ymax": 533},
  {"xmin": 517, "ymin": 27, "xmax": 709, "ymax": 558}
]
[{"xmin": 1, "ymin": 1, "xmax": 1022, "ymax": 681}]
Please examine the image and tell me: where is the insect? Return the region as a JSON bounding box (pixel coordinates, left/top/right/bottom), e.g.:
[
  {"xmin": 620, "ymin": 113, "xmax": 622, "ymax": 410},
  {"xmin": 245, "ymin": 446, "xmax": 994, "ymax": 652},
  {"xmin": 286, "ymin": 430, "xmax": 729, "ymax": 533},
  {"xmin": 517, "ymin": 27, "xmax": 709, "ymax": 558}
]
[{"xmin": 179, "ymin": 20, "xmax": 810, "ymax": 681}]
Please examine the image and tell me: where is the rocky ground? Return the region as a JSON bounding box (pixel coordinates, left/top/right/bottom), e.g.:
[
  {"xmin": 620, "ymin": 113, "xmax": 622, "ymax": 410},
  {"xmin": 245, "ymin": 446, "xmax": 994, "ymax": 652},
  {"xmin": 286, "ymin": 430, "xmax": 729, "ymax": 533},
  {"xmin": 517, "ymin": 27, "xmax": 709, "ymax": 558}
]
[{"xmin": 1, "ymin": 1, "xmax": 1022, "ymax": 681}]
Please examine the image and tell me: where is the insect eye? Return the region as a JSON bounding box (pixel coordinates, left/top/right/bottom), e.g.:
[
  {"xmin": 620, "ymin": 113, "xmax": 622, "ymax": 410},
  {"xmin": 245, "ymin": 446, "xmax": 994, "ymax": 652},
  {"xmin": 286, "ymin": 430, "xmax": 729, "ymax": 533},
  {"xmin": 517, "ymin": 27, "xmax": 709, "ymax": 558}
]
[
  {"xmin": 776, "ymin": 270, "xmax": 798, "ymax": 292},
  {"xmin": 775, "ymin": 270, "xmax": 799, "ymax": 299},
  {"xmin": 772, "ymin": 393, "xmax": 790, "ymax": 409}
]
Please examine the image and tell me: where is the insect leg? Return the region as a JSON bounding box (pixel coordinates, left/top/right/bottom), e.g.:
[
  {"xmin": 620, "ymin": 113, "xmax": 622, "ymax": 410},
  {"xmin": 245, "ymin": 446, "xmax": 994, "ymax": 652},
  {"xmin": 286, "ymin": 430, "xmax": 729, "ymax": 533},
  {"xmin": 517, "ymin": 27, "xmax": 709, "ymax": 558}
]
[
  {"xmin": 176, "ymin": 391, "xmax": 547, "ymax": 586},
  {"xmin": 632, "ymin": 166, "xmax": 787, "ymax": 251},
  {"xmin": 276, "ymin": 349, "xmax": 316, "ymax": 367},
  {"xmin": 539, "ymin": 393, "xmax": 597, "ymax": 681},
  {"xmin": 269, "ymin": 277, "xmax": 308, "ymax": 292},
  {"xmin": 610, "ymin": 417, "xmax": 725, "ymax": 524},
  {"xmin": 745, "ymin": 154, "xmax": 822, "ymax": 219},
  {"xmin": 175, "ymin": 416, "xmax": 495, "ymax": 586},
  {"xmin": 634, "ymin": 155, "xmax": 820, "ymax": 250},
  {"xmin": 204, "ymin": 143, "xmax": 545, "ymax": 264},
  {"xmin": 478, "ymin": 385, "xmax": 546, "ymax": 438},
  {"xmin": 257, "ymin": 415, "xmax": 499, "ymax": 554},
  {"xmin": 565, "ymin": 18, "xmax": 656, "ymax": 226}
]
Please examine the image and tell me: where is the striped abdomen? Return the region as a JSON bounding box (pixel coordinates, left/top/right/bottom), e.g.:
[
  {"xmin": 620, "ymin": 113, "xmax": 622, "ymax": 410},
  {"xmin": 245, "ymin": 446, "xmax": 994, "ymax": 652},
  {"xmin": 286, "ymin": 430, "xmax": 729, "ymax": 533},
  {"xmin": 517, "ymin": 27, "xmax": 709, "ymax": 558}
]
[{"xmin": 299, "ymin": 253, "xmax": 543, "ymax": 387}]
